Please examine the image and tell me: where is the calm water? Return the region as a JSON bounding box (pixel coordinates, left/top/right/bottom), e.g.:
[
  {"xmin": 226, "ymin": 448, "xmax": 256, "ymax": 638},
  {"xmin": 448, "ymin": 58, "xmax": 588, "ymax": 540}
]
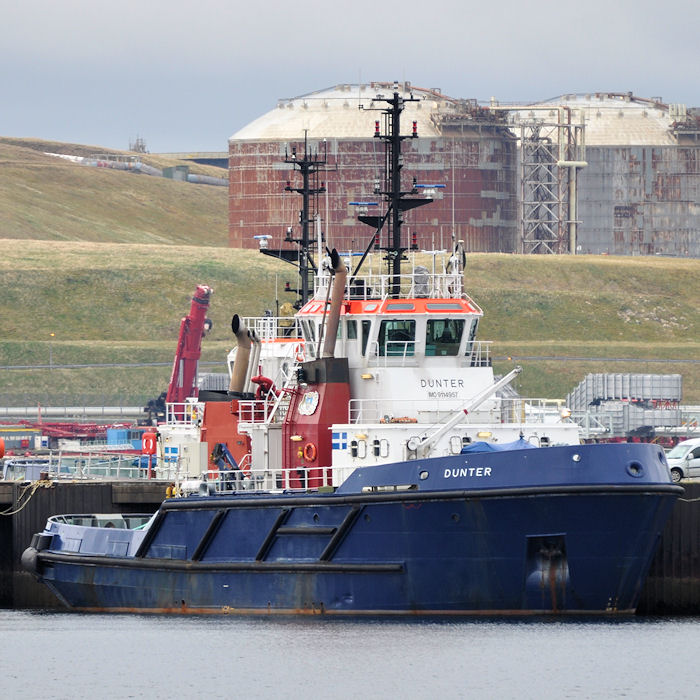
[{"xmin": 1, "ymin": 611, "xmax": 698, "ymax": 699}]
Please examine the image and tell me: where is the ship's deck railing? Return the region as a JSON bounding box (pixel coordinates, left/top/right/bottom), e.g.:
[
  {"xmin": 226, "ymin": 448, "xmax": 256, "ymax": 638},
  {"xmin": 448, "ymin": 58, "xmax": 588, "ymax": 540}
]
[
  {"xmin": 161, "ymin": 394, "xmax": 291, "ymax": 432},
  {"xmin": 366, "ymin": 340, "xmax": 491, "ymax": 367},
  {"xmin": 201, "ymin": 466, "xmax": 337, "ymax": 493},
  {"xmin": 366, "ymin": 340, "xmax": 417, "ymax": 366},
  {"xmin": 237, "ymin": 396, "xmax": 282, "ymax": 425},
  {"xmin": 239, "ymin": 316, "xmax": 302, "ymax": 342},
  {"xmin": 218, "ymin": 393, "xmax": 570, "ymax": 429},
  {"xmin": 198, "ymin": 465, "xmax": 420, "ymax": 494},
  {"xmin": 236, "ymin": 343, "xmax": 300, "ymax": 426},
  {"xmin": 49, "ymin": 514, "xmax": 153, "ymax": 529},
  {"xmin": 61, "ymin": 441, "xmax": 136, "ymax": 453},
  {"xmin": 164, "ymin": 402, "xmax": 203, "ymax": 426},
  {"xmin": 349, "ymin": 397, "xmax": 572, "ymax": 425},
  {"xmin": 314, "ymin": 270, "xmax": 471, "ymax": 302},
  {"xmin": 465, "ymin": 341, "xmax": 492, "ymax": 367}
]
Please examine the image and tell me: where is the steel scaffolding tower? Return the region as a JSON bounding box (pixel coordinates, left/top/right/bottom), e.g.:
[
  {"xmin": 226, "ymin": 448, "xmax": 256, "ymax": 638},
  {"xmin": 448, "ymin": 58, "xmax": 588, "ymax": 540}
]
[{"xmin": 519, "ymin": 110, "xmax": 586, "ymax": 254}]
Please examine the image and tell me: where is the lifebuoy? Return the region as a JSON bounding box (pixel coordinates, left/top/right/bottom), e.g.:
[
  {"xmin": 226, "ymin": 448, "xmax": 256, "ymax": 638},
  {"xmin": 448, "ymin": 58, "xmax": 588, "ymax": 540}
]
[
  {"xmin": 303, "ymin": 442, "xmax": 317, "ymax": 462},
  {"xmin": 142, "ymin": 432, "xmax": 157, "ymax": 455},
  {"xmin": 294, "ymin": 343, "xmax": 305, "ymax": 363}
]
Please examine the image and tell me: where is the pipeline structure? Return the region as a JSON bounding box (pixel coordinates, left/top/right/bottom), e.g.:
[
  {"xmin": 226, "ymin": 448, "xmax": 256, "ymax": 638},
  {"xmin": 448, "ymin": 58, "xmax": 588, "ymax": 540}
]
[{"xmin": 45, "ymin": 152, "xmax": 228, "ymax": 187}]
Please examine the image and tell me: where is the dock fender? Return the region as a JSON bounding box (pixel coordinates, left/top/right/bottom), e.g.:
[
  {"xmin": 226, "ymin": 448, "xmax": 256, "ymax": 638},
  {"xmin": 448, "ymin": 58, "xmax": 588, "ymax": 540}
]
[{"xmin": 20, "ymin": 547, "xmax": 40, "ymax": 577}]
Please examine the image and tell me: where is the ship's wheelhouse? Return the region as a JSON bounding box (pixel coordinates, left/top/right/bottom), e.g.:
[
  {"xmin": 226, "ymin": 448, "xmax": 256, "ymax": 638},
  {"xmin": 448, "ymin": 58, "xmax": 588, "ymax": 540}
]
[{"xmin": 297, "ymin": 297, "xmax": 484, "ymax": 368}]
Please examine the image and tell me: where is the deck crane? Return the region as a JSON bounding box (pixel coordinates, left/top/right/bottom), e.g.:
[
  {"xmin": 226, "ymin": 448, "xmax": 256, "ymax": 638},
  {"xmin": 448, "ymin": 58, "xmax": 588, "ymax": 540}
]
[{"xmin": 165, "ymin": 285, "xmax": 213, "ymax": 405}]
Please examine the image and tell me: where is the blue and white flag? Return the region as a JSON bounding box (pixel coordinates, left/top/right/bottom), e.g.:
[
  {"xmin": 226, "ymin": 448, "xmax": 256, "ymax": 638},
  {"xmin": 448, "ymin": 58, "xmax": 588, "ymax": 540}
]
[{"xmin": 332, "ymin": 431, "xmax": 348, "ymax": 450}]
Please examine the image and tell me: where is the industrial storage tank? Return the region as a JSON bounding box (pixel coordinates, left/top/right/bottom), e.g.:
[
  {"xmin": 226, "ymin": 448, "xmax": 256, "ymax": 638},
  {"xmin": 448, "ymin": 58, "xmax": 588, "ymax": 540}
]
[
  {"xmin": 513, "ymin": 93, "xmax": 699, "ymax": 257},
  {"xmin": 228, "ymin": 82, "xmax": 518, "ymax": 253}
]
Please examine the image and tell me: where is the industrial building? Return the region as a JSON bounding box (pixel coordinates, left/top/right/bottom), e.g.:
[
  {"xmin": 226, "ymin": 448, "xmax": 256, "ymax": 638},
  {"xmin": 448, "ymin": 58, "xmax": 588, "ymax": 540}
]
[
  {"xmin": 228, "ymin": 82, "xmax": 518, "ymax": 254},
  {"xmin": 510, "ymin": 93, "xmax": 700, "ymax": 256},
  {"xmin": 567, "ymin": 373, "xmax": 684, "ymax": 437},
  {"xmin": 228, "ymin": 83, "xmax": 699, "ymax": 257}
]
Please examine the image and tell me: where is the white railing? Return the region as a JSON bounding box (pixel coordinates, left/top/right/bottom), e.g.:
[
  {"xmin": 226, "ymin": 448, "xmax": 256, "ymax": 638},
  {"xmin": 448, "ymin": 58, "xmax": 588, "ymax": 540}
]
[
  {"xmin": 199, "ymin": 466, "xmax": 335, "ymax": 493},
  {"xmin": 69, "ymin": 442, "xmax": 136, "ymax": 452},
  {"xmin": 239, "ymin": 316, "xmax": 302, "ymax": 342},
  {"xmin": 164, "ymin": 402, "xmax": 203, "ymax": 426},
  {"xmin": 313, "ymin": 271, "xmax": 472, "ymax": 302},
  {"xmin": 366, "ymin": 340, "xmax": 418, "ymax": 367},
  {"xmin": 499, "ymin": 399, "xmax": 570, "ymax": 424},
  {"xmin": 50, "ymin": 514, "xmax": 153, "ymax": 529},
  {"xmin": 465, "ymin": 341, "xmax": 492, "ymax": 367},
  {"xmin": 364, "ymin": 340, "xmax": 491, "ymax": 368},
  {"xmin": 237, "ymin": 396, "xmax": 278, "ymax": 425},
  {"xmin": 348, "ymin": 397, "xmax": 573, "ymax": 425}
]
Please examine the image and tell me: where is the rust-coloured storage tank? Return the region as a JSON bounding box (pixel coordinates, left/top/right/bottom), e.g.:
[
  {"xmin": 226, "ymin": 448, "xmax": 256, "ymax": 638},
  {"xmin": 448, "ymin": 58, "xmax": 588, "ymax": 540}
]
[
  {"xmin": 228, "ymin": 82, "xmax": 518, "ymax": 254},
  {"xmin": 512, "ymin": 93, "xmax": 700, "ymax": 257}
]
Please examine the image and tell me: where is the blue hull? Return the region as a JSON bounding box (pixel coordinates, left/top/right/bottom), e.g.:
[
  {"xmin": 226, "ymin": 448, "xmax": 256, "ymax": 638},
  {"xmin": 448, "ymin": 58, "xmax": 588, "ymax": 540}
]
[{"xmin": 23, "ymin": 444, "xmax": 682, "ymax": 615}]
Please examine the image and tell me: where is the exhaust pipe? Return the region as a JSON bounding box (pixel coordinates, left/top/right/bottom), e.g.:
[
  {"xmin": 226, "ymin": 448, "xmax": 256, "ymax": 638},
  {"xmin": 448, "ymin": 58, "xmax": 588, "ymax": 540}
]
[
  {"xmin": 245, "ymin": 330, "xmax": 262, "ymax": 396},
  {"xmin": 228, "ymin": 315, "xmax": 251, "ymax": 396},
  {"xmin": 322, "ymin": 249, "xmax": 347, "ymax": 358}
]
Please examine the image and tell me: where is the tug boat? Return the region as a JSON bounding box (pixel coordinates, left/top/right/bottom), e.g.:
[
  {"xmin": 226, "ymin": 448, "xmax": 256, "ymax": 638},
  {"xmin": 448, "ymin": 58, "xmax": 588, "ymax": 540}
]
[{"xmin": 23, "ymin": 88, "xmax": 682, "ymax": 615}]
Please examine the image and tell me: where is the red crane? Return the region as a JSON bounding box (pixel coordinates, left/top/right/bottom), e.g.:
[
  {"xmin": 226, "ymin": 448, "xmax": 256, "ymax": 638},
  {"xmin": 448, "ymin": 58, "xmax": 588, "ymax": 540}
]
[{"xmin": 165, "ymin": 285, "xmax": 213, "ymax": 404}]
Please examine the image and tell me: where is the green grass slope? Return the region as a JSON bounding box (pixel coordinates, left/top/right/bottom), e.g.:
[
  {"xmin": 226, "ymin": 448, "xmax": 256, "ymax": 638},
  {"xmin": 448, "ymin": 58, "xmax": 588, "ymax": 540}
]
[
  {"xmin": 0, "ymin": 138, "xmax": 227, "ymax": 246},
  {"xmin": 1, "ymin": 242, "xmax": 698, "ymax": 406},
  {"xmin": 0, "ymin": 136, "xmax": 697, "ymax": 407}
]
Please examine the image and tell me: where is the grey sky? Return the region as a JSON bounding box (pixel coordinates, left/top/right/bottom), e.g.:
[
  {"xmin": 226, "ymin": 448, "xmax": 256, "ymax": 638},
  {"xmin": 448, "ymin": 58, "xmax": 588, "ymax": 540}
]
[{"xmin": 3, "ymin": 0, "xmax": 697, "ymax": 152}]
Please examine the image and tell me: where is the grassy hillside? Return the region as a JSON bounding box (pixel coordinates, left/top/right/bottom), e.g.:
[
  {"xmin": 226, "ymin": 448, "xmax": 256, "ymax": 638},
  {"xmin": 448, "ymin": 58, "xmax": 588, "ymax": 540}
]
[
  {"xmin": 1, "ymin": 241, "xmax": 698, "ymax": 406},
  {"xmin": 0, "ymin": 136, "xmax": 697, "ymax": 407},
  {"xmin": 0, "ymin": 138, "xmax": 227, "ymax": 246}
]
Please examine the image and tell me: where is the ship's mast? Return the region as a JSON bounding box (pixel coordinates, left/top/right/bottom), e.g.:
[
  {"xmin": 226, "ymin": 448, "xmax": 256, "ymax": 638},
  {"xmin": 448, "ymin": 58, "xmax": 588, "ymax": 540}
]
[
  {"xmin": 258, "ymin": 133, "xmax": 329, "ymax": 309},
  {"xmin": 356, "ymin": 87, "xmax": 432, "ymax": 297},
  {"xmin": 283, "ymin": 132, "xmax": 327, "ymax": 306}
]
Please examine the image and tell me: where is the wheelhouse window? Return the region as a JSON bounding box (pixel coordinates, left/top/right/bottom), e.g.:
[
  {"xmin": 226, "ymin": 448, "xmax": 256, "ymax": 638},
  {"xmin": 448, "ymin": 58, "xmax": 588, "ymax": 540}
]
[
  {"xmin": 425, "ymin": 319, "xmax": 465, "ymax": 356},
  {"xmin": 301, "ymin": 319, "xmax": 316, "ymax": 342},
  {"xmin": 301, "ymin": 319, "xmax": 318, "ymax": 357},
  {"xmin": 378, "ymin": 319, "xmax": 416, "ymax": 356},
  {"xmin": 362, "ymin": 320, "xmax": 372, "ymax": 355},
  {"xmin": 464, "ymin": 319, "xmax": 479, "ymax": 352}
]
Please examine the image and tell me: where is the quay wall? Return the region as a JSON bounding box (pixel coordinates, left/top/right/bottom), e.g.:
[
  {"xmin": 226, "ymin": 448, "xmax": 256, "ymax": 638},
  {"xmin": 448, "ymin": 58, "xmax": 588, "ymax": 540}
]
[{"xmin": 637, "ymin": 481, "xmax": 700, "ymax": 615}]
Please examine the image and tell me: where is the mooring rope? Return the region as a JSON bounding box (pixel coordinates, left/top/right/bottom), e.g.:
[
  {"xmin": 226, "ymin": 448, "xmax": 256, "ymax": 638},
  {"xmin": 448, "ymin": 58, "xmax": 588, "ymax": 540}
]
[{"xmin": 0, "ymin": 480, "xmax": 53, "ymax": 516}]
